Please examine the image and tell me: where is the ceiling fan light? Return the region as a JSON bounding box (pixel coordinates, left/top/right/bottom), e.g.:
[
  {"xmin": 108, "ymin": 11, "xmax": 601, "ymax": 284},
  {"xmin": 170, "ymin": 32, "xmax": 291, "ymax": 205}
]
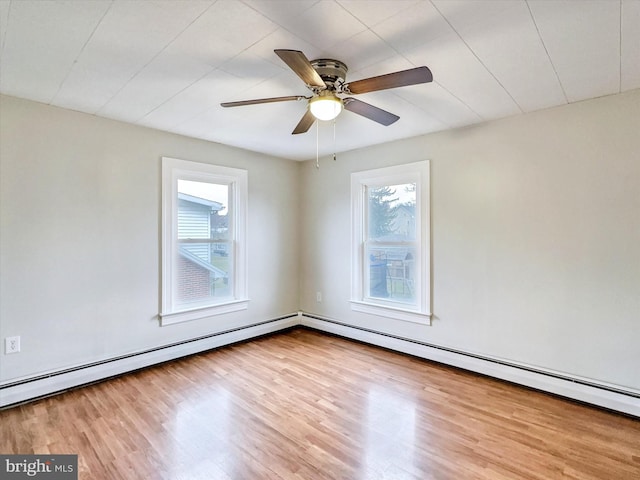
[{"xmin": 309, "ymin": 95, "xmax": 343, "ymax": 121}]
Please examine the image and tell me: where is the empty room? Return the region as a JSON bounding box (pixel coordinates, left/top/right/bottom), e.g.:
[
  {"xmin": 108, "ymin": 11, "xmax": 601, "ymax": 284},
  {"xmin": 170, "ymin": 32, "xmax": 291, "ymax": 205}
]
[{"xmin": 0, "ymin": 1, "xmax": 639, "ymax": 479}]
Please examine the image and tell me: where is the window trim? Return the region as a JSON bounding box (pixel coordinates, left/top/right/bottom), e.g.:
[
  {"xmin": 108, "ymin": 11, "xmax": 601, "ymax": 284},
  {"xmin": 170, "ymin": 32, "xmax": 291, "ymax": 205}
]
[
  {"xmin": 160, "ymin": 157, "xmax": 248, "ymax": 326},
  {"xmin": 350, "ymin": 161, "xmax": 431, "ymax": 325}
]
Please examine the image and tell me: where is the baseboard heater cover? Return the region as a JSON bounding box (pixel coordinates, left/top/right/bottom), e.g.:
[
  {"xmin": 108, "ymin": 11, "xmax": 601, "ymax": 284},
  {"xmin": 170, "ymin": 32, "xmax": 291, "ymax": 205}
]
[
  {"xmin": 0, "ymin": 314, "xmax": 300, "ymax": 409},
  {"xmin": 2, "ymin": 312, "xmax": 638, "ymax": 417},
  {"xmin": 300, "ymin": 313, "xmax": 640, "ymax": 418}
]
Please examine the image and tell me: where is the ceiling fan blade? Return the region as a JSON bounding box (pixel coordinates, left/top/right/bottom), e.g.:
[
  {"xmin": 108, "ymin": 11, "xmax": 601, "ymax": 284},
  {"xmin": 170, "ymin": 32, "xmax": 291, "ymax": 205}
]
[
  {"xmin": 343, "ymin": 98, "xmax": 399, "ymax": 126},
  {"xmin": 345, "ymin": 66, "xmax": 433, "ymax": 94},
  {"xmin": 292, "ymin": 109, "xmax": 316, "ymax": 135},
  {"xmin": 221, "ymin": 95, "xmax": 306, "ymax": 108},
  {"xmin": 275, "ymin": 49, "xmax": 326, "ymax": 88}
]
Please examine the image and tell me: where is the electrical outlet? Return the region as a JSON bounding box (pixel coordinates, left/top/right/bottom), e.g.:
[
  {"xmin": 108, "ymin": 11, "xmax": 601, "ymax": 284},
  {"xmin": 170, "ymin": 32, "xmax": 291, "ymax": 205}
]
[
  {"xmin": 316, "ymin": 291, "xmax": 322, "ymax": 302},
  {"xmin": 5, "ymin": 336, "xmax": 20, "ymax": 354}
]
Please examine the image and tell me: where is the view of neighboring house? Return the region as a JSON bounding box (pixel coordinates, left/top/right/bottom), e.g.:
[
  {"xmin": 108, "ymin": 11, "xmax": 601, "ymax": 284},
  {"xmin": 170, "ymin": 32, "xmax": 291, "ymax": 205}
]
[{"xmin": 177, "ymin": 192, "xmax": 229, "ymax": 304}]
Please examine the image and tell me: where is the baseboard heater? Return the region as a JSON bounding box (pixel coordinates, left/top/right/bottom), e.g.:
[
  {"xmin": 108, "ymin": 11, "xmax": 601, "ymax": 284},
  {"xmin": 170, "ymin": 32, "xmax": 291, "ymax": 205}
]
[
  {"xmin": 299, "ymin": 313, "xmax": 640, "ymax": 418},
  {"xmin": 2, "ymin": 312, "xmax": 638, "ymax": 417},
  {"xmin": 0, "ymin": 314, "xmax": 300, "ymax": 409}
]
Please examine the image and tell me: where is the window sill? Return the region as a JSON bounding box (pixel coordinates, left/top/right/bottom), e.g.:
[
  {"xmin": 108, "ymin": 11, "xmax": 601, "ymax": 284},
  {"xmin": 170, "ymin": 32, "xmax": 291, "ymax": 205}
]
[
  {"xmin": 160, "ymin": 299, "xmax": 249, "ymax": 326},
  {"xmin": 350, "ymin": 300, "xmax": 431, "ymax": 325}
]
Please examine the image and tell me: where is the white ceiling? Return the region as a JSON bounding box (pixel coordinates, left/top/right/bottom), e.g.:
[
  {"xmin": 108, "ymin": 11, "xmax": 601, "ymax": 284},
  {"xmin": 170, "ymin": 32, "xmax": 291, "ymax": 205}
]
[{"xmin": 1, "ymin": 0, "xmax": 638, "ymax": 161}]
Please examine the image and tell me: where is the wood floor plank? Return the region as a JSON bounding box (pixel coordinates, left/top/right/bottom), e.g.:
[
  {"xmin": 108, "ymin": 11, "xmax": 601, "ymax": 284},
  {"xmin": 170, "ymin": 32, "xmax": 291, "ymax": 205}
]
[{"xmin": 1, "ymin": 328, "xmax": 638, "ymax": 479}]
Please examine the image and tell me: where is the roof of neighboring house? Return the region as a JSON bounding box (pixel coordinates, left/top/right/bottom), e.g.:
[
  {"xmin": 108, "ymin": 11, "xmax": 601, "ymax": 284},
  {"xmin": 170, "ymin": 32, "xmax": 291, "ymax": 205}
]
[
  {"xmin": 178, "ymin": 247, "xmax": 227, "ymax": 279},
  {"xmin": 178, "ymin": 192, "xmax": 223, "ymax": 211}
]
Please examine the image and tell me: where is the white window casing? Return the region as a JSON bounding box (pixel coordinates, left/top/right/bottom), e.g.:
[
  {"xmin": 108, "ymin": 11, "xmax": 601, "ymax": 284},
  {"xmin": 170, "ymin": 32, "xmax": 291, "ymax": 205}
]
[
  {"xmin": 350, "ymin": 161, "xmax": 431, "ymax": 325},
  {"xmin": 161, "ymin": 157, "xmax": 248, "ymax": 326}
]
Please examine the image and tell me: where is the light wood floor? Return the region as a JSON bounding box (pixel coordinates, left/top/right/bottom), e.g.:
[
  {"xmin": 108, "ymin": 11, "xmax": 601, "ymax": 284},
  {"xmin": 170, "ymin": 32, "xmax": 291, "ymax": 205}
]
[{"xmin": 1, "ymin": 328, "xmax": 638, "ymax": 479}]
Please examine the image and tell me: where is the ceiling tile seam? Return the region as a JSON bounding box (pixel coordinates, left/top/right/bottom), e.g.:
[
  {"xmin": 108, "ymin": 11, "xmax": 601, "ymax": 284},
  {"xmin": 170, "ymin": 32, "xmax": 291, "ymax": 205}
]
[
  {"xmin": 337, "ymin": 0, "xmax": 422, "ymax": 29},
  {"xmin": 524, "ymin": 0, "xmax": 569, "ymax": 105},
  {"xmin": 334, "ymin": 3, "xmax": 484, "ymax": 124},
  {"xmin": 238, "ymin": 0, "xmax": 337, "ymax": 57},
  {"xmin": 163, "ymin": 71, "xmax": 289, "ymax": 134},
  {"xmin": 335, "ymin": 0, "xmax": 430, "ymax": 82},
  {"xmin": 138, "ymin": 34, "xmax": 298, "ymax": 131},
  {"xmin": 135, "ymin": 67, "xmax": 215, "ymax": 127},
  {"xmin": 97, "ymin": 0, "xmax": 219, "ymax": 119},
  {"xmin": 236, "ymin": 0, "xmax": 330, "ymax": 58},
  {"xmin": 358, "ymin": 29, "xmax": 485, "ymax": 123},
  {"xmin": 330, "ymin": 0, "xmax": 375, "ymax": 53},
  {"xmin": 431, "ymin": 81, "xmax": 484, "ymax": 123},
  {"xmin": 131, "ymin": 2, "xmax": 292, "ymax": 125},
  {"xmin": 49, "ymin": 0, "xmax": 114, "ymax": 108},
  {"xmin": 138, "ymin": 60, "xmax": 288, "ymax": 131},
  {"xmin": 337, "ymin": 0, "xmax": 435, "ymax": 73},
  {"xmin": 345, "ymin": 17, "xmax": 422, "ymax": 72},
  {"xmin": 429, "ymin": 0, "xmax": 524, "ymax": 115},
  {"xmin": 217, "ymin": 66, "xmax": 289, "ymax": 96},
  {"xmin": 141, "ymin": 26, "xmax": 292, "ymax": 129},
  {"xmin": 351, "ymin": 20, "xmax": 485, "ymax": 124},
  {"xmin": 335, "ymin": 0, "xmax": 394, "ymax": 30},
  {"xmin": 387, "ymin": 90, "xmax": 454, "ymax": 131},
  {"xmin": 239, "ymin": 0, "xmax": 321, "ymax": 26},
  {"xmin": 216, "ymin": 9, "xmax": 285, "ymax": 75}
]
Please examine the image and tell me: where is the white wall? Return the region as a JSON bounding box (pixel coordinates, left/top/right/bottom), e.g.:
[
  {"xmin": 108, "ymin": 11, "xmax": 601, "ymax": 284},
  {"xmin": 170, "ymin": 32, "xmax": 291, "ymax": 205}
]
[
  {"xmin": 0, "ymin": 95, "xmax": 300, "ymax": 382},
  {"xmin": 2, "ymin": 89, "xmax": 638, "ymax": 402},
  {"xmin": 299, "ymin": 89, "xmax": 640, "ymax": 392}
]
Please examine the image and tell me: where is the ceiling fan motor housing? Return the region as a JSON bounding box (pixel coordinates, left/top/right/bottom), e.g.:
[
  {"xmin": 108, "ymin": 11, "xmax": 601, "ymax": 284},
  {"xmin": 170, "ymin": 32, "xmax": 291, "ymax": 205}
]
[{"xmin": 310, "ymin": 59, "xmax": 348, "ymax": 91}]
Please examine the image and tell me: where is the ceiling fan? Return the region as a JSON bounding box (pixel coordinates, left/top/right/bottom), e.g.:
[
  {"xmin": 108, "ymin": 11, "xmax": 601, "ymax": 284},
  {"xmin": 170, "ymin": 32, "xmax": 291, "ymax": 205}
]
[{"xmin": 221, "ymin": 49, "xmax": 433, "ymax": 135}]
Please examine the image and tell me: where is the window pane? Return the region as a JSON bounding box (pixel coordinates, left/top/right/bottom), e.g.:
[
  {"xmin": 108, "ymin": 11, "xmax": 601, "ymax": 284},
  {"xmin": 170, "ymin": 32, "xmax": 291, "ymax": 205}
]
[
  {"xmin": 367, "ymin": 183, "xmax": 416, "ymax": 241},
  {"xmin": 350, "ymin": 161, "xmax": 429, "ymax": 322},
  {"xmin": 176, "ymin": 241, "xmax": 232, "ymax": 305},
  {"xmin": 176, "ymin": 180, "xmax": 232, "ymax": 306},
  {"xmin": 366, "ymin": 245, "xmax": 416, "ymax": 304}
]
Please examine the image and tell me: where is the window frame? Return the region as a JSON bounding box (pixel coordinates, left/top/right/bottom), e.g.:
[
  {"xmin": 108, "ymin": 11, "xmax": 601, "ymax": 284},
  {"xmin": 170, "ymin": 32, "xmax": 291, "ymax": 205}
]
[
  {"xmin": 160, "ymin": 157, "xmax": 248, "ymax": 326},
  {"xmin": 350, "ymin": 161, "xmax": 431, "ymax": 325}
]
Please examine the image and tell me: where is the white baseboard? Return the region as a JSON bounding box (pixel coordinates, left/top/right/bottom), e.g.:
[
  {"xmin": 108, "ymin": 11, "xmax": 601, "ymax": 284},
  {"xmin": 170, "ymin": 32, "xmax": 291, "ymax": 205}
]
[
  {"xmin": 0, "ymin": 315, "xmax": 300, "ymax": 408},
  {"xmin": 300, "ymin": 313, "xmax": 640, "ymax": 418},
  {"xmin": 3, "ymin": 312, "xmax": 638, "ymax": 418}
]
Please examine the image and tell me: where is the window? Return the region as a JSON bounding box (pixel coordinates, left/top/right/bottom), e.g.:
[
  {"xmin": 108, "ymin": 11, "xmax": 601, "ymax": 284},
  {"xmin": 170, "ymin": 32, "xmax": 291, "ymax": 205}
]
[
  {"xmin": 161, "ymin": 157, "xmax": 248, "ymax": 325},
  {"xmin": 351, "ymin": 161, "xmax": 431, "ymax": 324}
]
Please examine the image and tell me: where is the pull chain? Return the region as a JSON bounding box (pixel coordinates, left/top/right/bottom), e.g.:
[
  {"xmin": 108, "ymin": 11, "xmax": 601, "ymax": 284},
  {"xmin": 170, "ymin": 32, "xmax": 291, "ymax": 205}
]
[
  {"xmin": 316, "ymin": 120, "xmax": 320, "ymax": 169},
  {"xmin": 333, "ymin": 118, "xmax": 337, "ymax": 161}
]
